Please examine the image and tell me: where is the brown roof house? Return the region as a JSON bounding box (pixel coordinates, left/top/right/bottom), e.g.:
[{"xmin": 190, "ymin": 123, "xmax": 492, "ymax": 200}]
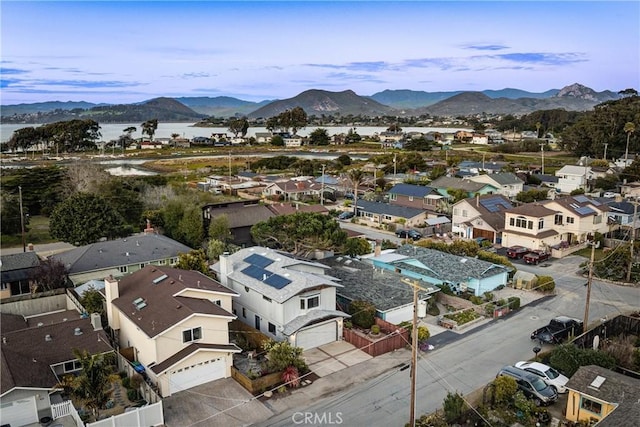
[
  {"xmin": 452, "ymin": 194, "xmax": 514, "ymax": 243},
  {"xmin": 564, "ymin": 365, "xmax": 640, "ymax": 426},
  {"xmin": 0, "ymin": 251, "xmax": 41, "ymax": 299},
  {"xmin": 105, "ymin": 265, "xmax": 240, "ymax": 397},
  {"xmin": 1, "ymin": 310, "xmax": 112, "ymax": 426}
]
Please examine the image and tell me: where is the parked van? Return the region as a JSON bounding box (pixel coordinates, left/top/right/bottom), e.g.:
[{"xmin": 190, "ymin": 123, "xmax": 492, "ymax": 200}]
[{"xmin": 496, "ymin": 365, "xmax": 558, "ymax": 406}]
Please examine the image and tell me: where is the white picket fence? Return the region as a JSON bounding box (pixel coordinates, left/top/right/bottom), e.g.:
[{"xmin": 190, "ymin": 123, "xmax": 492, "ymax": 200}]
[
  {"xmin": 51, "ymin": 400, "xmax": 84, "ymax": 426},
  {"xmin": 86, "ymin": 402, "xmax": 164, "ymax": 427}
]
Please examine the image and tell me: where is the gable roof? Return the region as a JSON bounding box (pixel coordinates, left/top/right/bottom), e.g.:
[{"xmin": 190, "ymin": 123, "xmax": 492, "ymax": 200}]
[
  {"xmin": 483, "ymin": 172, "xmax": 523, "ymax": 185},
  {"xmin": 430, "ymin": 176, "xmax": 496, "ymax": 193},
  {"xmin": 458, "ymin": 194, "xmax": 513, "ymax": 231},
  {"xmin": 1, "ymin": 314, "xmax": 111, "ymax": 395},
  {"xmin": 565, "ymin": 365, "xmax": 640, "ymax": 427},
  {"xmin": 319, "ymin": 256, "xmax": 439, "ymax": 312},
  {"xmin": 386, "ymin": 244, "xmax": 510, "ymax": 283},
  {"xmin": 550, "ymin": 195, "xmax": 610, "ymax": 217},
  {"xmin": 505, "ymin": 202, "xmax": 557, "ymax": 217},
  {"xmin": 556, "ymin": 165, "xmax": 591, "ymax": 175},
  {"xmin": 51, "ymin": 234, "xmax": 192, "ymax": 275},
  {"xmin": 207, "ymin": 203, "xmax": 274, "ymax": 228},
  {"xmin": 112, "ymin": 266, "xmax": 237, "ymax": 338},
  {"xmin": 212, "ymin": 247, "xmax": 340, "ymax": 303},
  {"xmin": 0, "ymin": 252, "xmax": 41, "ymax": 272},
  {"xmin": 388, "ymin": 183, "xmax": 435, "ymax": 198},
  {"xmin": 356, "ymin": 200, "xmax": 425, "ymax": 219}
]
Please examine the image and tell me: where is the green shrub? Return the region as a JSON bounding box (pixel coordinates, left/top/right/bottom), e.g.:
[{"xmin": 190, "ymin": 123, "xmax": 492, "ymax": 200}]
[
  {"xmin": 492, "ymin": 375, "xmax": 517, "ymax": 405},
  {"xmin": 398, "ymin": 322, "xmax": 431, "ymax": 344},
  {"xmin": 507, "ymin": 296, "xmax": 521, "ymax": 310},
  {"xmin": 440, "ymin": 283, "xmax": 454, "ymax": 295},
  {"xmin": 483, "ymin": 291, "xmax": 494, "ymax": 302},
  {"xmin": 444, "ymin": 309, "xmax": 480, "ymax": 325},
  {"xmin": 537, "ymin": 275, "xmax": 556, "ymax": 292},
  {"xmin": 443, "ymin": 391, "xmax": 466, "ymax": 423},
  {"xmin": 497, "ymin": 298, "xmax": 507, "ymax": 308},
  {"xmin": 485, "ymin": 303, "xmax": 495, "ymax": 317},
  {"xmin": 371, "ymin": 325, "xmax": 380, "ymax": 335},
  {"xmin": 549, "ymin": 344, "xmax": 617, "ymax": 377},
  {"xmin": 127, "ymin": 388, "xmax": 140, "ymax": 402},
  {"xmin": 349, "ymin": 300, "xmax": 376, "ymax": 329},
  {"xmin": 344, "ymin": 320, "xmax": 353, "ymax": 329},
  {"xmin": 263, "ymin": 340, "xmax": 308, "ymax": 373},
  {"xmin": 121, "ymin": 376, "xmax": 131, "ymax": 389},
  {"xmin": 469, "ymin": 295, "xmax": 484, "ymax": 305}
]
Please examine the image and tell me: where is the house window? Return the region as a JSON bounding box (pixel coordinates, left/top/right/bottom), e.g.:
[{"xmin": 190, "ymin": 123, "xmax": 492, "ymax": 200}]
[
  {"xmin": 593, "ymin": 215, "xmax": 602, "ymax": 224},
  {"xmin": 158, "ymin": 259, "xmax": 167, "ymax": 265},
  {"xmin": 268, "ymin": 322, "xmax": 276, "ymax": 334},
  {"xmin": 514, "ymin": 216, "xmax": 528, "ymax": 229},
  {"xmin": 383, "ymin": 215, "xmax": 392, "ymax": 221},
  {"xmin": 140, "ymin": 263, "xmax": 145, "ymax": 269},
  {"xmin": 182, "ymin": 327, "xmax": 202, "ymax": 343},
  {"xmin": 245, "ymin": 286, "xmax": 250, "ymax": 293},
  {"xmin": 63, "ymin": 360, "xmax": 82, "ymax": 373},
  {"xmin": 408, "ymin": 196, "xmax": 414, "ymax": 202},
  {"xmin": 119, "ymin": 266, "xmax": 128, "ymax": 273},
  {"xmin": 555, "ymin": 214, "xmax": 563, "ymax": 225},
  {"xmin": 538, "ymin": 219, "xmax": 544, "ymax": 230},
  {"xmin": 453, "ymin": 208, "xmax": 460, "ymax": 216},
  {"xmin": 263, "ymin": 296, "xmax": 272, "ymax": 302},
  {"xmin": 462, "ymin": 210, "xmax": 468, "ymax": 218},
  {"xmin": 242, "ymin": 307, "xmax": 246, "ymax": 318},
  {"xmin": 389, "ymin": 194, "xmax": 397, "ymax": 201},
  {"xmin": 300, "ymin": 294, "xmax": 320, "ymax": 309},
  {"xmin": 580, "ymin": 397, "xmax": 602, "ymax": 415},
  {"xmin": 170, "ymin": 258, "xmax": 177, "ymax": 265},
  {"xmin": 567, "ymin": 217, "xmax": 575, "ymax": 224},
  {"xmin": 214, "ymin": 300, "xmax": 221, "ymax": 306}
]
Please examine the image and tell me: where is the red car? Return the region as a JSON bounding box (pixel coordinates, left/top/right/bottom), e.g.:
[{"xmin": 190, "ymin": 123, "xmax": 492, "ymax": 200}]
[
  {"xmin": 506, "ymin": 246, "xmax": 529, "ymax": 259},
  {"xmin": 523, "ymin": 250, "xmax": 551, "ymax": 265}
]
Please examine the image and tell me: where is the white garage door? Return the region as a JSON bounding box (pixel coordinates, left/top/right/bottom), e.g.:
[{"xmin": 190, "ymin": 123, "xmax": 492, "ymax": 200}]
[
  {"xmin": 296, "ymin": 321, "xmax": 337, "ymax": 350},
  {"xmin": 0, "ymin": 396, "xmax": 38, "ymax": 427},
  {"xmin": 169, "ymin": 357, "xmax": 226, "ymax": 395}
]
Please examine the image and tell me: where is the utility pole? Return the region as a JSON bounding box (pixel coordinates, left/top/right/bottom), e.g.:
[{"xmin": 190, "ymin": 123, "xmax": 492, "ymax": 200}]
[
  {"xmin": 320, "ymin": 164, "xmax": 326, "ymax": 206},
  {"xmin": 627, "ymin": 197, "xmax": 638, "ymax": 282},
  {"xmin": 393, "ymin": 153, "xmax": 397, "ymax": 177},
  {"xmin": 540, "ymin": 142, "xmax": 545, "ymax": 175},
  {"xmin": 402, "ymin": 279, "xmax": 423, "ymax": 427},
  {"xmin": 583, "ymin": 235, "xmax": 596, "ymax": 333},
  {"xmin": 19, "ymin": 186, "xmax": 26, "ymax": 253},
  {"xmin": 603, "ymin": 143, "xmax": 608, "ymax": 161}
]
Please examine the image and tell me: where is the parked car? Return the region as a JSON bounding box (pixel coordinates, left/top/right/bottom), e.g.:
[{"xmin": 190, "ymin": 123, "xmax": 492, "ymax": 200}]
[
  {"xmin": 337, "ymin": 211, "xmax": 355, "ymax": 220},
  {"xmin": 523, "ymin": 250, "xmax": 551, "ymax": 265},
  {"xmin": 496, "ymin": 365, "xmax": 558, "ymax": 406},
  {"xmin": 395, "ymin": 229, "xmax": 423, "ymax": 240},
  {"xmin": 514, "ymin": 361, "xmax": 569, "ymax": 394},
  {"xmin": 530, "ymin": 316, "xmax": 583, "ymax": 344},
  {"xmin": 506, "ymin": 245, "xmax": 529, "ymax": 259}
]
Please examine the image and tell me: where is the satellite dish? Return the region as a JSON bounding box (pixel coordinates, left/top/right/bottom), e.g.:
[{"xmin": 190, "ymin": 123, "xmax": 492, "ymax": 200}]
[{"xmin": 593, "ymin": 335, "xmax": 600, "ymax": 350}]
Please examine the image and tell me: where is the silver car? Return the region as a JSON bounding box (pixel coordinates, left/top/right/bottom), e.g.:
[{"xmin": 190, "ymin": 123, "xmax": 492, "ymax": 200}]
[{"xmin": 515, "ymin": 361, "xmax": 569, "ymax": 393}]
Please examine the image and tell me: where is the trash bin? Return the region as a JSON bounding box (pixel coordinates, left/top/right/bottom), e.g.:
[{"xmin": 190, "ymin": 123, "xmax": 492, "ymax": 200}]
[{"xmin": 39, "ymin": 416, "xmax": 53, "ymax": 426}]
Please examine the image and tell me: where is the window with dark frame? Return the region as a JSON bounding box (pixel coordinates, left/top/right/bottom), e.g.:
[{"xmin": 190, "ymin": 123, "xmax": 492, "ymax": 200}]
[
  {"xmin": 581, "ymin": 397, "xmax": 602, "ymax": 415},
  {"xmin": 268, "ymin": 322, "xmax": 276, "ymax": 334},
  {"xmin": 182, "ymin": 327, "xmax": 202, "ymax": 343}
]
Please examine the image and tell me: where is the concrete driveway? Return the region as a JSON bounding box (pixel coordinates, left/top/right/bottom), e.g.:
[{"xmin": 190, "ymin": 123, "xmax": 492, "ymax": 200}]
[
  {"xmin": 162, "ymin": 377, "xmax": 272, "ymax": 427},
  {"xmin": 303, "ymin": 340, "xmax": 372, "ymax": 377}
]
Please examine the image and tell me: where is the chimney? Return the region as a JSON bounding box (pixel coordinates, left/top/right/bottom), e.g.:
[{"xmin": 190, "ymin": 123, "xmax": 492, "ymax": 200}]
[
  {"xmin": 104, "ymin": 275, "xmax": 120, "ymax": 330},
  {"xmin": 144, "ymin": 218, "xmax": 154, "ymax": 234},
  {"xmin": 90, "ymin": 312, "xmax": 103, "ymax": 331},
  {"xmin": 45, "ymin": 334, "xmax": 52, "ymax": 342},
  {"xmin": 374, "ymin": 240, "xmax": 381, "ymax": 257},
  {"xmin": 476, "ymin": 193, "xmax": 480, "ymax": 208},
  {"xmin": 74, "ymin": 327, "xmax": 83, "ymax": 336},
  {"xmin": 219, "ymin": 252, "xmax": 232, "ymax": 286}
]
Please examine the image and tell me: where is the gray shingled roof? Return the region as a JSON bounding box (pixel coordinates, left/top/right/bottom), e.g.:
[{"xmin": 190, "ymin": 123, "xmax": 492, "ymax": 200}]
[
  {"xmin": 430, "ymin": 176, "xmax": 495, "ymax": 193},
  {"xmin": 388, "ymin": 183, "xmax": 435, "ymax": 198},
  {"xmin": 486, "ymin": 172, "xmax": 523, "ymax": 185},
  {"xmin": 0, "ymin": 252, "xmax": 41, "ymax": 272},
  {"xmin": 319, "ymin": 257, "xmax": 439, "ymax": 312},
  {"xmin": 356, "ymin": 200, "xmax": 425, "ymax": 219},
  {"xmin": 51, "ymin": 234, "xmax": 192, "ymax": 275},
  {"xmin": 392, "ymin": 244, "xmax": 510, "ymax": 282},
  {"xmin": 282, "ymin": 309, "xmax": 350, "ymax": 336}
]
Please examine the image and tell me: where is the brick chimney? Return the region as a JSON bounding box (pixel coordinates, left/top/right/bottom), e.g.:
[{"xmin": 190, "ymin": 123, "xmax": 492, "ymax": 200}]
[
  {"xmin": 144, "ymin": 218, "xmax": 154, "ymax": 234},
  {"xmin": 374, "ymin": 240, "xmax": 381, "ymax": 257}
]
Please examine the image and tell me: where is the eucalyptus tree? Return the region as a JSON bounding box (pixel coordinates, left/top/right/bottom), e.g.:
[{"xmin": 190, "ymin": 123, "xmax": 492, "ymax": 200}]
[{"xmin": 141, "ymin": 119, "xmax": 158, "ymax": 141}]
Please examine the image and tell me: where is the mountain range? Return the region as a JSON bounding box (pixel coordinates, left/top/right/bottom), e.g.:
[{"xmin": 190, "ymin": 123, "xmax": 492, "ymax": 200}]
[{"xmin": 0, "ymin": 83, "xmax": 620, "ymax": 124}]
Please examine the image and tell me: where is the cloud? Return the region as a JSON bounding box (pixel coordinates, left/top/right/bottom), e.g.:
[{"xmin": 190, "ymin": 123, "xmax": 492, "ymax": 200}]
[
  {"xmin": 180, "ymin": 72, "xmax": 213, "ymax": 79},
  {"xmin": 463, "ymin": 44, "xmax": 509, "ymax": 51},
  {"xmin": 0, "ymin": 67, "xmax": 30, "ymax": 75},
  {"xmin": 305, "ymin": 61, "xmax": 393, "ymax": 72},
  {"xmin": 325, "ymin": 72, "xmax": 387, "ymax": 84},
  {"xmin": 494, "ymin": 52, "xmax": 587, "ymax": 65},
  {"xmin": 31, "ymin": 79, "xmax": 146, "ymax": 88},
  {"xmin": 1, "ymin": 78, "xmax": 23, "ymax": 88}
]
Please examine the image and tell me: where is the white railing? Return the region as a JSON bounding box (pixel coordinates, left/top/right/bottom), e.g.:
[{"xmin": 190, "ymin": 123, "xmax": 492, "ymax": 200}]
[
  {"xmin": 52, "ymin": 400, "xmax": 73, "ymax": 419},
  {"xmin": 86, "ymin": 402, "xmax": 164, "ymax": 427}
]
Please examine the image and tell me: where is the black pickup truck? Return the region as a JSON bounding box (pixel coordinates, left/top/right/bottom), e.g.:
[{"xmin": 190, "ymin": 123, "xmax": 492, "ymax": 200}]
[{"xmin": 531, "ymin": 316, "xmax": 583, "ymax": 344}]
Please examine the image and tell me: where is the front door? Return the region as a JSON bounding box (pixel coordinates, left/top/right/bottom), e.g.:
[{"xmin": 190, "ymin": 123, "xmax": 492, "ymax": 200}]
[{"xmin": 255, "ymin": 315, "xmax": 261, "ymax": 331}]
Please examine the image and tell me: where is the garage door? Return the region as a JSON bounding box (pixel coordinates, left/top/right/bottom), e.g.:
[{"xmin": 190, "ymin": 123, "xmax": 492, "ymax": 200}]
[
  {"xmin": 296, "ymin": 321, "xmax": 337, "ymax": 350},
  {"xmin": 0, "ymin": 396, "xmax": 38, "ymax": 427},
  {"xmin": 169, "ymin": 357, "xmax": 226, "ymax": 395}
]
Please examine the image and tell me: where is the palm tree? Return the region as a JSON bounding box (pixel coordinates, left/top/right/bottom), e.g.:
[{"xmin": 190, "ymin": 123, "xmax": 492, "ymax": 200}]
[
  {"xmin": 624, "ymin": 122, "xmax": 636, "ymax": 165},
  {"xmin": 347, "ymin": 168, "xmax": 365, "ymax": 216}
]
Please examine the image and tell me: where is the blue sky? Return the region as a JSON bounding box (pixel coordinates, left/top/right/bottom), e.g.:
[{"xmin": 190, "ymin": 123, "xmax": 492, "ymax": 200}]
[{"xmin": 1, "ymin": 1, "xmax": 639, "ymax": 104}]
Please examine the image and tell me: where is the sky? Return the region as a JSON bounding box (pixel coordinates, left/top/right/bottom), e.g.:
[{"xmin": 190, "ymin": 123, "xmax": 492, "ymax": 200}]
[{"xmin": 1, "ymin": 1, "xmax": 639, "ymax": 105}]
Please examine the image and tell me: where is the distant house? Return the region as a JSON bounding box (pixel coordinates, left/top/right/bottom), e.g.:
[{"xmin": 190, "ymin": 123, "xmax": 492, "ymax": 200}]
[
  {"xmin": 598, "ymin": 198, "xmax": 640, "ymax": 239},
  {"xmin": 370, "ymin": 244, "xmax": 510, "ymax": 297},
  {"xmin": 467, "ymin": 173, "xmax": 524, "ymax": 200},
  {"xmin": 105, "ymin": 266, "xmax": 240, "ymax": 397},
  {"xmin": 429, "ymin": 176, "xmax": 498, "ymax": 199},
  {"xmin": 452, "ymin": 194, "xmax": 513, "ymax": 243},
  {"xmin": 211, "ymin": 247, "xmax": 349, "ymax": 350},
  {"xmin": 457, "ymin": 160, "xmax": 505, "ymax": 176},
  {"xmin": 202, "ymin": 199, "xmax": 275, "ymax": 246},
  {"xmin": 0, "ymin": 252, "xmax": 41, "ymax": 299},
  {"xmin": 355, "ymin": 200, "xmax": 428, "ymax": 228},
  {"xmin": 50, "ymin": 233, "xmax": 192, "ymax": 285},
  {"xmin": 262, "ymin": 179, "xmax": 324, "ymax": 201},
  {"xmin": 254, "ymin": 132, "xmax": 273, "ymax": 144},
  {"xmin": 423, "ymin": 216, "xmax": 452, "ymax": 237},
  {"xmin": 564, "ymin": 365, "xmax": 640, "ymax": 426},
  {"xmin": 470, "ymin": 134, "xmax": 489, "ymax": 145},
  {"xmin": 319, "ymin": 256, "xmax": 440, "ymax": 324},
  {"xmin": 1, "ymin": 310, "xmax": 112, "ymax": 426},
  {"xmin": 555, "ymin": 165, "xmax": 594, "ymax": 194},
  {"xmin": 387, "ymin": 183, "xmax": 444, "ymax": 212}
]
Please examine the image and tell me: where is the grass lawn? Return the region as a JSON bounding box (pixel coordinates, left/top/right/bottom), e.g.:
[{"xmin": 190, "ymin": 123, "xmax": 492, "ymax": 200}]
[
  {"xmin": 572, "ymin": 246, "xmax": 608, "ymax": 261},
  {"xmin": 1, "ymin": 215, "xmax": 54, "ymax": 249}
]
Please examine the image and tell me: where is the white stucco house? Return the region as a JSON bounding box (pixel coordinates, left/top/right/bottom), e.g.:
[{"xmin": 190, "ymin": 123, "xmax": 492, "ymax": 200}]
[
  {"xmin": 555, "ymin": 165, "xmax": 594, "ymax": 194},
  {"xmin": 211, "ymin": 247, "xmax": 349, "ymax": 350}
]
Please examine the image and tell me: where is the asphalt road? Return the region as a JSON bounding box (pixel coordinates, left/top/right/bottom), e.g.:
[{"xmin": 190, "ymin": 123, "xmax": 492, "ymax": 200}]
[{"xmin": 256, "ymin": 254, "xmax": 639, "ymax": 427}]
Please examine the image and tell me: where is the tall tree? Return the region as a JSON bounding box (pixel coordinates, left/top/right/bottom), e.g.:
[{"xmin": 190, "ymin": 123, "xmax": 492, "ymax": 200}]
[
  {"xmin": 66, "ymin": 349, "xmax": 118, "ymax": 420},
  {"xmin": 624, "ymin": 121, "xmax": 636, "ymax": 164},
  {"xmin": 228, "ymin": 117, "xmax": 249, "ymax": 137},
  {"xmin": 308, "ymin": 128, "xmax": 330, "ymax": 145},
  {"xmin": 141, "ymin": 119, "xmax": 158, "ymax": 141},
  {"xmin": 347, "ymin": 168, "xmax": 366, "ymax": 215},
  {"xmin": 176, "ymin": 250, "xmax": 209, "ymax": 274},
  {"xmin": 49, "ymin": 193, "xmax": 125, "ymax": 245}
]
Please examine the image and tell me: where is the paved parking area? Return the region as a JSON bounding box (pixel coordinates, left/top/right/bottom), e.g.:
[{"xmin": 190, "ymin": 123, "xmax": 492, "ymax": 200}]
[
  {"xmin": 303, "ymin": 340, "xmax": 372, "ymax": 377},
  {"xmin": 162, "ymin": 377, "xmax": 272, "ymax": 427}
]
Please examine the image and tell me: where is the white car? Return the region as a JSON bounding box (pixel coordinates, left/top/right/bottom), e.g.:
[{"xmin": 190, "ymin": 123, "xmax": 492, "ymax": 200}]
[{"xmin": 514, "ymin": 361, "xmax": 569, "ymax": 393}]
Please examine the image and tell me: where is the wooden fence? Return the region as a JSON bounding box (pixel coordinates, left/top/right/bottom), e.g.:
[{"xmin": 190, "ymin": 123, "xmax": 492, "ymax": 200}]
[
  {"xmin": 343, "ymin": 318, "xmax": 408, "ymax": 357},
  {"xmin": 231, "ymin": 367, "xmax": 283, "ymax": 394}
]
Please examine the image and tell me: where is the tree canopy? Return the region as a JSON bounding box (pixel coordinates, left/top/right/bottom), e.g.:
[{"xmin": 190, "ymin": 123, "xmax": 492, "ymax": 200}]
[
  {"xmin": 141, "ymin": 118, "xmax": 159, "ymax": 141},
  {"xmin": 228, "ymin": 117, "xmax": 250, "ymax": 137},
  {"xmin": 251, "ymin": 212, "xmax": 348, "ymax": 255},
  {"xmin": 265, "ymin": 107, "xmax": 308, "ymax": 135},
  {"xmin": 5, "ymin": 119, "xmax": 101, "ymax": 153}
]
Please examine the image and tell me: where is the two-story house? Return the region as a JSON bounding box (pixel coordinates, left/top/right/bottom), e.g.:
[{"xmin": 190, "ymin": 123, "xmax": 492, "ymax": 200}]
[
  {"xmin": 387, "ymin": 183, "xmax": 444, "ymax": 213},
  {"xmin": 555, "ymin": 165, "xmax": 594, "ymax": 194},
  {"xmin": 429, "ymin": 176, "xmax": 498, "ymax": 199},
  {"xmin": 51, "ymin": 233, "xmax": 192, "ymax": 285},
  {"xmin": 211, "ymin": 247, "xmax": 349, "ymax": 350},
  {"xmin": 105, "ymin": 266, "xmax": 240, "ymax": 397},
  {"xmin": 452, "ymin": 194, "xmax": 514, "ymax": 244},
  {"xmin": 501, "ymin": 195, "xmax": 611, "ymax": 251},
  {"xmin": 601, "ymin": 198, "xmax": 640, "ymax": 239},
  {"xmin": 0, "ymin": 251, "xmax": 41, "ymax": 299},
  {"xmin": 467, "ymin": 173, "xmax": 524, "ymax": 200}
]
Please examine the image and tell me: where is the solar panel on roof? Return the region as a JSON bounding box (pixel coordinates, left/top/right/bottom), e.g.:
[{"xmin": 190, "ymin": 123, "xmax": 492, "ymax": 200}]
[
  {"xmin": 244, "ymin": 253, "xmax": 274, "ymax": 268},
  {"xmin": 242, "ymin": 265, "xmax": 269, "ymax": 280},
  {"xmin": 573, "ymin": 195, "xmax": 590, "ymax": 203},
  {"xmin": 264, "ymin": 274, "xmax": 291, "ymax": 289},
  {"xmin": 575, "ymin": 206, "xmax": 595, "ymax": 215},
  {"xmin": 479, "ymin": 197, "xmax": 512, "ymax": 213}
]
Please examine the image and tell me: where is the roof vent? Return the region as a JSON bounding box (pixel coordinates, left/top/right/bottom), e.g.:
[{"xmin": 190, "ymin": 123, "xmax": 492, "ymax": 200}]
[
  {"xmin": 152, "ymin": 274, "xmax": 168, "ymax": 284},
  {"xmin": 74, "ymin": 327, "xmax": 83, "ymax": 336},
  {"xmin": 2, "ymin": 337, "xmax": 6, "ymax": 344},
  {"xmin": 37, "ymin": 322, "xmax": 44, "ymax": 327},
  {"xmin": 125, "ymin": 252, "xmax": 130, "ymax": 257},
  {"xmin": 589, "ymin": 375, "xmax": 606, "ymax": 390},
  {"xmin": 45, "ymin": 334, "xmax": 52, "ymax": 342}
]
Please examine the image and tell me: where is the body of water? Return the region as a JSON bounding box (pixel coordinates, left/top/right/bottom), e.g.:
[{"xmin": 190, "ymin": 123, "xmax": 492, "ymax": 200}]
[{"xmin": 1, "ymin": 122, "xmax": 470, "ymax": 143}]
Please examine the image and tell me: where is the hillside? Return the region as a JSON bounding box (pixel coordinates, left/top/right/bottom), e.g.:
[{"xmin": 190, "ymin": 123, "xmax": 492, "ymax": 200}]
[
  {"xmin": 0, "ymin": 101, "xmax": 104, "ymax": 116},
  {"xmin": 247, "ymin": 89, "xmax": 396, "ymax": 118},
  {"xmin": 175, "ymin": 96, "xmax": 272, "ymax": 117}
]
